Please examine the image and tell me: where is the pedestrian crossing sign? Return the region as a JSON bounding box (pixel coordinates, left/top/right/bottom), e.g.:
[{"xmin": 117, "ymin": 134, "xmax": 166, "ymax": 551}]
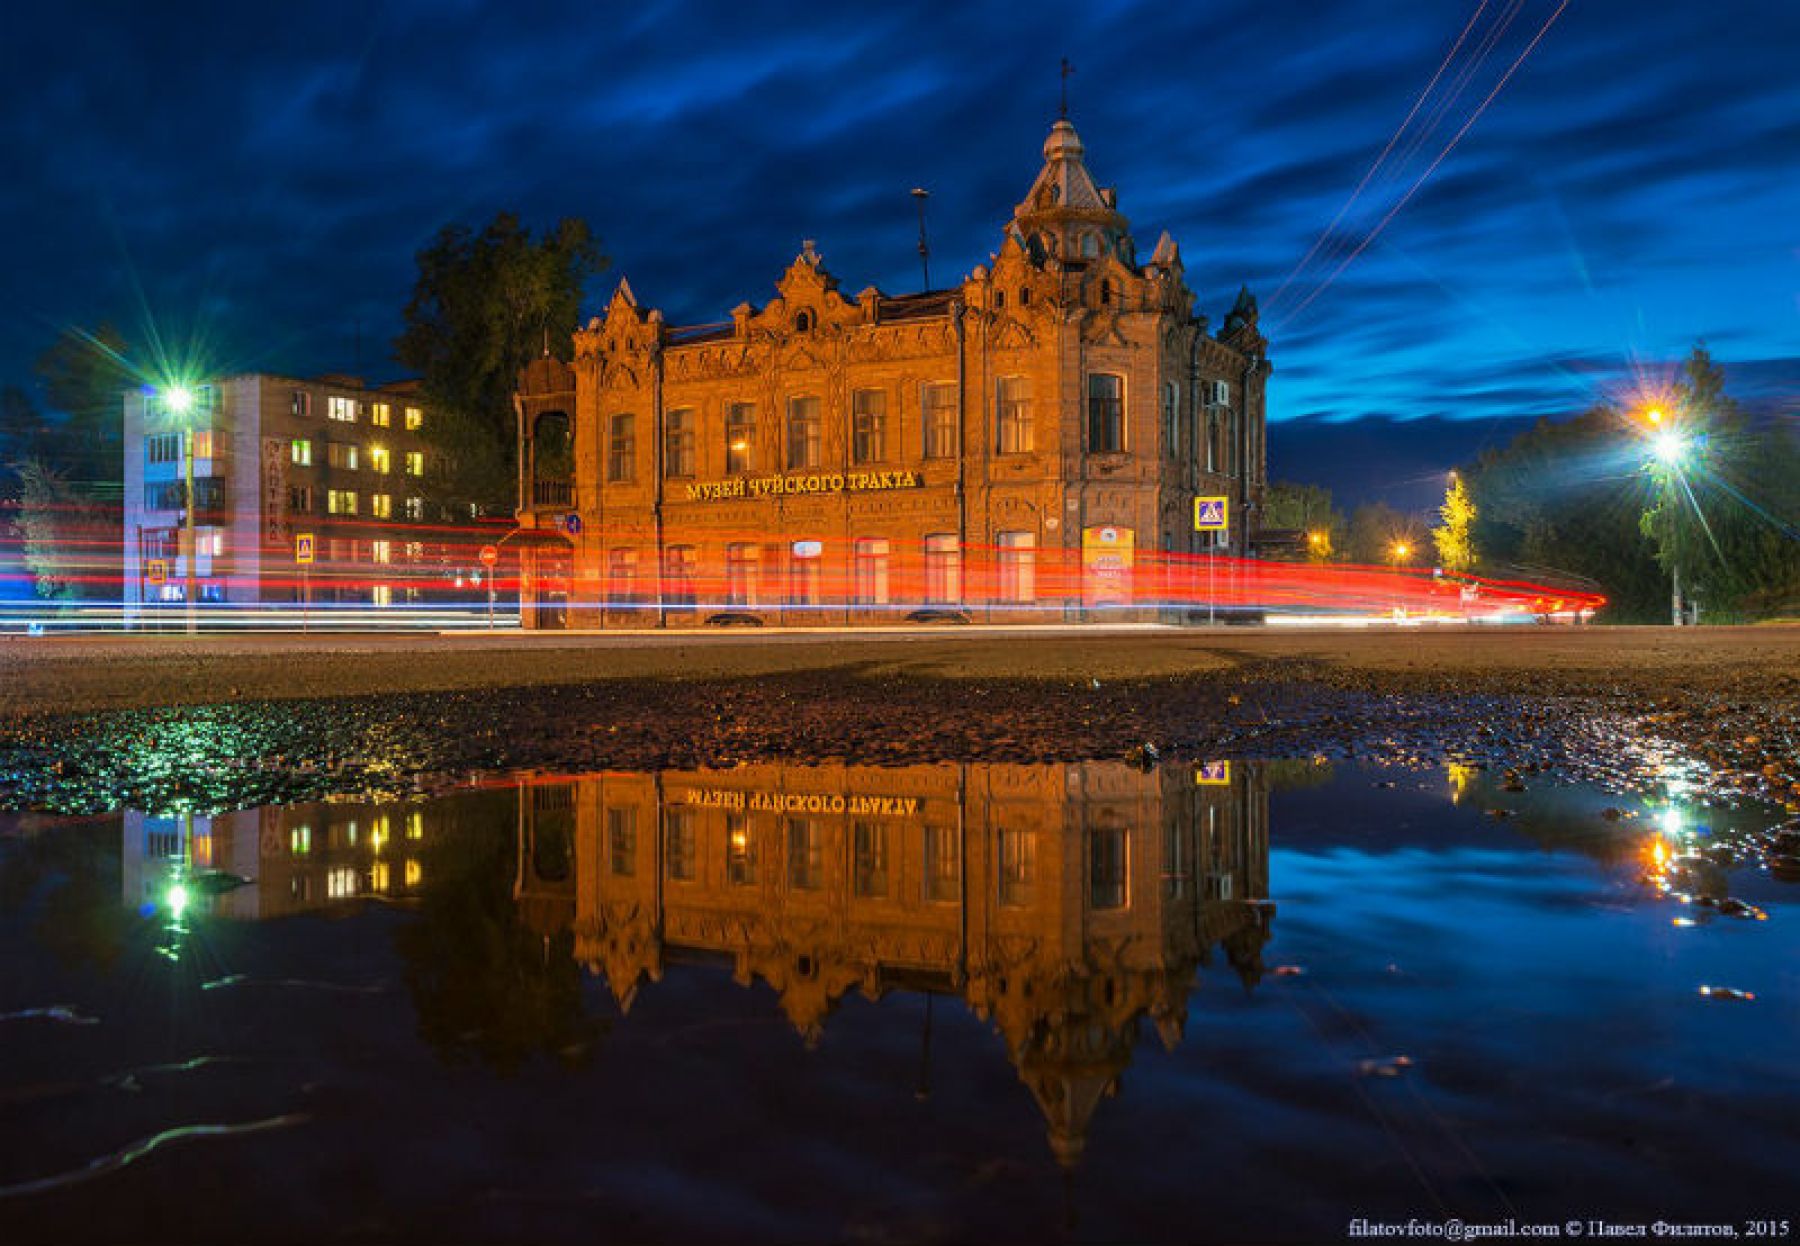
[
  {"xmin": 295, "ymin": 533, "xmax": 315, "ymax": 565},
  {"xmin": 1195, "ymin": 761, "xmax": 1232, "ymax": 786},
  {"xmin": 1194, "ymin": 496, "xmax": 1229, "ymax": 532}
]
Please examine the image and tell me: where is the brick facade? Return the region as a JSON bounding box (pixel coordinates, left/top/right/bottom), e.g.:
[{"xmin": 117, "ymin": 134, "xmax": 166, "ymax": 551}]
[{"xmin": 514, "ymin": 120, "xmax": 1269, "ymax": 628}]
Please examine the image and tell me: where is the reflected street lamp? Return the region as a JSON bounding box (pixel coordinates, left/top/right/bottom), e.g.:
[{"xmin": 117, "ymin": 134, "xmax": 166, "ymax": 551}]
[{"xmin": 160, "ymin": 384, "xmax": 198, "ymax": 635}]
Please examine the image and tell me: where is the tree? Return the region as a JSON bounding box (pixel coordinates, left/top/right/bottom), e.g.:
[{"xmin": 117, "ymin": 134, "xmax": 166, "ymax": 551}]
[
  {"xmin": 394, "ymin": 213, "xmax": 605, "ymax": 509},
  {"xmin": 1432, "ymin": 472, "xmax": 1477, "ymax": 573},
  {"xmin": 1344, "ymin": 501, "xmax": 1425, "ymax": 566},
  {"xmin": 9, "ymin": 459, "xmax": 112, "ymax": 601},
  {"xmin": 1638, "ymin": 345, "xmax": 1800, "ymax": 621},
  {"xmin": 34, "ymin": 323, "xmax": 134, "ymax": 484},
  {"xmin": 1261, "ymin": 480, "xmax": 1345, "ymax": 561}
]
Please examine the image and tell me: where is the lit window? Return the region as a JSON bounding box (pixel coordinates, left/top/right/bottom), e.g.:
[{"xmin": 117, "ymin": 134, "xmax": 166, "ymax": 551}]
[
  {"xmin": 290, "ymin": 825, "xmax": 311, "ymax": 855},
  {"xmin": 924, "ymin": 534, "xmax": 960, "ymax": 603},
  {"xmin": 327, "ymin": 396, "xmax": 357, "ymax": 422},
  {"xmin": 404, "ymin": 496, "xmax": 425, "ymax": 521},
  {"xmin": 369, "ymin": 446, "xmax": 390, "ymax": 474},
  {"xmin": 997, "ymin": 531, "xmax": 1036, "ymax": 604},
  {"xmin": 725, "ymin": 404, "xmax": 756, "ymax": 474},
  {"xmin": 726, "ymin": 813, "xmax": 756, "ymax": 885},
  {"xmin": 405, "ymin": 810, "xmax": 424, "ymax": 840},
  {"xmin": 371, "ymin": 493, "xmax": 391, "ymax": 519},
  {"xmin": 371, "ymin": 539, "xmax": 391, "ymax": 564},
  {"xmin": 190, "ymin": 430, "xmax": 217, "ymax": 459},
  {"xmin": 327, "ymin": 442, "xmax": 359, "ymax": 471},
  {"xmin": 371, "ymin": 402, "xmax": 391, "ymax": 427},
  {"xmin": 664, "ymin": 409, "xmax": 695, "ymax": 479},
  {"xmin": 852, "ymin": 389, "xmax": 886, "ymax": 464},
  {"xmin": 328, "ymin": 867, "xmax": 357, "ymax": 898},
  {"xmin": 1087, "ymin": 374, "xmax": 1124, "ymax": 454},
  {"xmin": 372, "ymin": 584, "xmax": 391, "ymax": 607},
  {"xmin": 853, "ymin": 537, "xmax": 889, "ymax": 606},
  {"xmin": 370, "ymin": 861, "xmax": 390, "ymax": 891},
  {"xmin": 291, "ymin": 438, "xmax": 312, "ymax": 466},
  {"xmin": 786, "ymin": 396, "xmax": 821, "ymax": 470},
  {"xmin": 404, "ymin": 451, "xmax": 424, "ymax": 477},
  {"xmin": 922, "ymin": 383, "xmax": 957, "ymax": 459},
  {"xmin": 404, "ymin": 859, "xmax": 422, "ymax": 886},
  {"xmin": 404, "ymin": 406, "xmax": 423, "ymax": 430},
  {"xmin": 404, "ymin": 540, "xmax": 424, "ymax": 562},
  {"xmin": 327, "ymin": 489, "xmax": 358, "ymax": 515},
  {"xmin": 997, "ymin": 376, "xmax": 1032, "ymax": 454},
  {"xmin": 607, "ymin": 414, "xmax": 635, "ymax": 482}
]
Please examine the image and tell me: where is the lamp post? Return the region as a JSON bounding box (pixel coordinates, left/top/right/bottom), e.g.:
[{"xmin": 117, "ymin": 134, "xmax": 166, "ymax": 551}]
[
  {"xmin": 1648, "ymin": 427, "xmax": 1694, "ymax": 626},
  {"xmin": 1389, "ymin": 540, "xmax": 1410, "ymax": 617},
  {"xmin": 161, "ymin": 384, "xmax": 199, "ymax": 635}
]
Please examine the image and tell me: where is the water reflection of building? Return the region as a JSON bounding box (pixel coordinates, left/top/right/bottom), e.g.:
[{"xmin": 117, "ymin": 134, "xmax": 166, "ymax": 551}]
[
  {"xmin": 122, "ymin": 798, "xmax": 442, "ymax": 919},
  {"xmin": 513, "ymin": 761, "xmax": 1273, "ymax": 1166}
]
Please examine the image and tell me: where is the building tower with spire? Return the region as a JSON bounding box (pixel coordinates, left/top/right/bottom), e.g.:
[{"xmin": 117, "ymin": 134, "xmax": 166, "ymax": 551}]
[{"xmin": 513, "ymin": 118, "xmax": 1269, "ymax": 628}]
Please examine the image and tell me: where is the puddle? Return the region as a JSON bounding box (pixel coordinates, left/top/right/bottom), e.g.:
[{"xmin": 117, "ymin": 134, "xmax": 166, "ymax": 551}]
[{"xmin": 1, "ymin": 759, "xmax": 1794, "ymax": 1242}]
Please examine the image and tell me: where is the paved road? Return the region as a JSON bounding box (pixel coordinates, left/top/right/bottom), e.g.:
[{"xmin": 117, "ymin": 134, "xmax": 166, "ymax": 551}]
[{"xmin": 3, "ymin": 623, "xmax": 1797, "ymax": 716}]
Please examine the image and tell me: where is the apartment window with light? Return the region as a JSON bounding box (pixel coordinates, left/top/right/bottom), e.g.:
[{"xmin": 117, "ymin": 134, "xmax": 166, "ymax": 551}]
[
  {"xmin": 726, "ymin": 813, "xmax": 757, "ymax": 885},
  {"xmin": 725, "ymin": 403, "xmax": 756, "ymax": 474},
  {"xmin": 371, "ymin": 539, "xmax": 391, "ymax": 565},
  {"xmin": 786, "ymin": 396, "xmax": 821, "ymax": 470},
  {"xmin": 290, "ymin": 438, "xmax": 312, "ymax": 466},
  {"xmin": 327, "ymin": 442, "xmax": 359, "ymax": 471},
  {"xmin": 370, "ymin": 402, "xmax": 390, "ymax": 428},
  {"xmin": 664, "ymin": 408, "xmax": 695, "ymax": 478},
  {"xmin": 853, "ymin": 537, "xmax": 889, "ymax": 606},
  {"xmin": 371, "ymin": 584, "xmax": 392, "ymax": 608},
  {"xmin": 608, "ymin": 414, "xmax": 636, "ymax": 482},
  {"xmin": 327, "ymin": 396, "xmax": 357, "ymax": 423},
  {"xmin": 923, "ymin": 534, "xmax": 960, "ymax": 603},
  {"xmin": 725, "ymin": 543, "xmax": 759, "ymax": 606},
  {"xmin": 996, "ymin": 376, "xmax": 1032, "ymax": 454},
  {"xmin": 371, "ymin": 493, "xmax": 391, "ymax": 519},
  {"xmin": 922, "ymin": 383, "xmax": 957, "ymax": 459},
  {"xmin": 404, "ymin": 496, "xmax": 425, "ymax": 520},
  {"xmin": 404, "ymin": 451, "xmax": 424, "ymax": 477},
  {"xmin": 405, "ymin": 406, "xmax": 423, "ymax": 430},
  {"xmin": 1088, "ymin": 373, "xmax": 1124, "ymax": 453},
  {"xmin": 369, "ymin": 446, "xmax": 390, "ymax": 474},
  {"xmin": 404, "ymin": 540, "xmax": 424, "ymax": 562},
  {"xmin": 996, "ymin": 531, "xmax": 1036, "ymax": 604},
  {"xmin": 327, "ymin": 489, "xmax": 358, "ymax": 516},
  {"xmin": 851, "ymin": 389, "xmax": 886, "ymax": 464}
]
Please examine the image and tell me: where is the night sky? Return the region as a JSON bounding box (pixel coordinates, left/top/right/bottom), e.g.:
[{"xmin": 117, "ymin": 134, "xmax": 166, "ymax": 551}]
[{"xmin": 2, "ymin": 0, "xmax": 1795, "ymax": 509}]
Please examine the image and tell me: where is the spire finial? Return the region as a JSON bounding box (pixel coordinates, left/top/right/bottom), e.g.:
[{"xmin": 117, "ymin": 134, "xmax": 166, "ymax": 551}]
[{"xmin": 1059, "ymin": 57, "xmax": 1074, "ymax": 120}]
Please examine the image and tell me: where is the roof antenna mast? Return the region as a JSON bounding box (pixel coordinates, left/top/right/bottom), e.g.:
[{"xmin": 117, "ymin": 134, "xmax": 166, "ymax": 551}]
[{"xmin": 911, "ymin": 187, "xmax": 932, "ymax": 291}]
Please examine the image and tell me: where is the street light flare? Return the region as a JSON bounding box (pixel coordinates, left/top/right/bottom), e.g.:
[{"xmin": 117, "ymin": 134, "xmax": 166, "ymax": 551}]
[{"xmin": 162, "ymin": 384, "xmax": 195, "ymax": 415}]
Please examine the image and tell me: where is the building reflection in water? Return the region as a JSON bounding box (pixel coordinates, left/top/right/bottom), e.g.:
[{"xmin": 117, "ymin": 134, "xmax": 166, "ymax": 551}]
[
  {"xmin": 117, "ymin": 760, "xmax": 1272, "ymax": 1167},
  {"xmin": 517, "ymin": 760, "xmax": 1274, "ymax": 1167}
]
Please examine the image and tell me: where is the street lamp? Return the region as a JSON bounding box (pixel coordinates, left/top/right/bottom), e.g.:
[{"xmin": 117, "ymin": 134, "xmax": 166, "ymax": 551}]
[
  {"xmin": 160, "ymin": 384, "xmax": 199, "ymax": 635},
  {"xmin": 1642, "ymin": 420, "xmax": 1695, "ymax": 625}
]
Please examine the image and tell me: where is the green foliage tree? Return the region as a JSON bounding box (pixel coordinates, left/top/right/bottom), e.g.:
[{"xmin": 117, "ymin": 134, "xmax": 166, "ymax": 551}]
[
  {"xmin": 8, "ymin": 459, "xmax": 113, "ymax": 601},
  {"xmin": 34, "ymin": 323, "xmax": 134, "ymax": 484},
  {"xmin": 1636, "ymin": 345, "xmax": 1800, "ymax": 620},
  {"xmin": 1432, "ymin": 472, "xmax": 1477, "ymax": 573},
  {"xmin": 1261, "ymin": 480, "xmax": 1345, "ymax": 561},
  {"xmin": 1344, "ymin": 501, "xmax": 1425, "ymax": 566},
  {"xmin": 394, "ymin": 213, "xmax": 604, "ymax": 510}
]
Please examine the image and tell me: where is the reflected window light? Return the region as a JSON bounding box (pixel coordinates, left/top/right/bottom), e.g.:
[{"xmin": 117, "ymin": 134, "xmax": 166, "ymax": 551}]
[
  {"xmin": 290, "ymin": 825, "xmax": 312, "ymax": 856},
  {"xmin": 370, "ymin": 861, "xmax": 390, "ymax": 892},
  {"xmin": 404, "ymin": 859, "xmax": 422, "ymax": 887},
  {"xmin": 327, "ymin": 867, "xmax": 357, "ymax": 898},
  {"xmin": 406, "ymin": 810, "xmax": 424, "ymax": 840},
  {"xmin": 726, "ymin": 813, "xmax": 756, "ymax": 886}
]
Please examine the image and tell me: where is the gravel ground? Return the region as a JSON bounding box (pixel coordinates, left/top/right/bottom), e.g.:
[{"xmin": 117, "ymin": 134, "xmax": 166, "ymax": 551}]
[{"xmin": 0, "ymin": 626, "xmax": 1796, "ymax": 815}]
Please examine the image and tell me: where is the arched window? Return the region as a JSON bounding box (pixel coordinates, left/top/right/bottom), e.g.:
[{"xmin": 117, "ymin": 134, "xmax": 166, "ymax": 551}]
[
  {"xmin": 794, "ymin": 309, "xmax": 814, "ymax": 332},
  {"xmin": 1018, "ymin": 286, "xmax": 1032, "ymax": 306},
  {"xmin": 994, "ymin": 289, "xmax": 1006, "ymax": 310},
  {"xmin": 1087, "ymin": 374, "xmax": 1125, "ymax": 454},
  {"xmin": 1100, "ymin": 280, "xmax": 1113, "ymax": 306}
]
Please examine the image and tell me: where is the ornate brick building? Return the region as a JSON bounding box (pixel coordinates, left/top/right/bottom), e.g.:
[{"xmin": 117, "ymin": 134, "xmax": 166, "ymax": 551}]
[{"xmin": 513, "ymin": 119, "xmax": 1269, "ymax": 627}]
